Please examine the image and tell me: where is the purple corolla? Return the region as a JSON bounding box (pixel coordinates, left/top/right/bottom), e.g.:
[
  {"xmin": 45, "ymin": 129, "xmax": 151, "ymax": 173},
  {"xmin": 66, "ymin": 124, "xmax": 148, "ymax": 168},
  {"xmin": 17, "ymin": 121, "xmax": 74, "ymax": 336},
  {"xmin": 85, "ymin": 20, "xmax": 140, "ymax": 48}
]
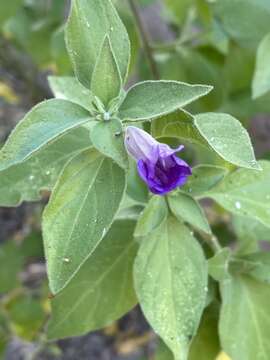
[{"xmin": 125, "ymin": 126, "xmax": 192, "ymax": 195}]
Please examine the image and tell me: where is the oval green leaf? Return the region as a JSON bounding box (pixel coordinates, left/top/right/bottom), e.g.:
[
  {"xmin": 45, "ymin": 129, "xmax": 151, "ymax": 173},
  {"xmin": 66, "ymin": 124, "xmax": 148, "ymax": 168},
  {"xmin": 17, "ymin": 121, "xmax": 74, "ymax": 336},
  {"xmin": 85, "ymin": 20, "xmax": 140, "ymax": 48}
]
[
  {"xmin": 194, "ymin": 113, "xmax": 260, "ymax": 170},
  {"xmin": 119, "ymin": 81, "xmax": 212, "ymax": 121},
  {"xmin": 0, "ymin": 99, "xmax": 91, "ymax": 172},
  {"xmin": 134, "ymin": 217, "xmax": 208, "ymax": 360},
  {"xmin": 47, "ymin": 219, "xmax": 138, "ymax": 339},
  {"xmin": 43, "ymin": 149, "xmax": 126, "ymax": 294}
]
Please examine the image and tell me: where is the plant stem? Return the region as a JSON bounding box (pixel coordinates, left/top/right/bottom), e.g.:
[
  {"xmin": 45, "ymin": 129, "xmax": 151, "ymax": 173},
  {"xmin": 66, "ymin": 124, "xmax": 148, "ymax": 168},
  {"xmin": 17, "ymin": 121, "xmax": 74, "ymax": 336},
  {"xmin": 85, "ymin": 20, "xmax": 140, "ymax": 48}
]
[{"xmin": 128, "ymin": 0, "xmax": 160, "ymax": 80}]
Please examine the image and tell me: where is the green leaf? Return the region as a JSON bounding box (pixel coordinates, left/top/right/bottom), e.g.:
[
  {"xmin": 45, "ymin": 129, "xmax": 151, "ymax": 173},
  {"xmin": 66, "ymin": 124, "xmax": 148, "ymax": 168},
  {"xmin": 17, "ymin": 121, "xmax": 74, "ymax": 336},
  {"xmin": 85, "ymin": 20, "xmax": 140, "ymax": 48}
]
[
  {"xmin": 205, "ymin": 161, "xmax": 270, "ymax": 229},
  {"xmin": 219, "ymin": 275, "xmax": 270, "ymax": 360},
  {"xmin": 182, "ymin": 165, "xmax": 228, "ymax": 196},
  {"xmin": 47, "ymin": 219, "xmax": 138, "ymax": 339},
  {"xmin": 208, "ymin": 248, "xmax": 231, "ymax": 282},
  {"xmin": 65, "ymin": 0, "xmax": 130, "ymax": 88},
  {"xmin": 7, "ymin": 294, "xmax": 45, "ymax": 341},
  {"xmin": 43, "ymin": 149, "xmax": 126, "ymax": 294},
  {"xmin": 0, "ymin": 0, "xmax": 23, "ymax": 25},
  {"xmin": 168, "ymin": 192, "xmax": 211, "ymax": 234},
  {"xmin": 0, "ymin": 312, "xmax": 9, "ymax": 358},
  {"xmin": 134, "ymin": 217, "xmax": 208, "ymax": 360},
  {"xmin": 213, "ymin": 0, "xmax": 270, "ymax": 48},
  {"xmin": 188, "ymin": 304, "xmax": 220, "ymax": 360},
  {"xmin": 91, "ymin": 36, "xmax": 121, "ymax": 108},
  {"xmin": 134, "ymin": 196, "xmax": 168, "ymax": 237},
  {"xmin": 0, "ymin": 128, "xmax": 91, "ymax": 207},
  {"xmin": 48, "ymin": 76, "xmax": 94, "ymax": 111},
  {"xmin": 151, "ymin": 110, "xmax": 209, "ymax": 147},
  {"xmin": 0, "ymin": 242, "xmax": 23, "ymax": 293},
  {"xmin": 236, "ymin": 252, "xmax": 270, "ymax": 284},
  {"xmin": 155, "ymin": 340, "xmax": 174, "ymax": 360},
  {"xmin": 90, "ymin": 118, "xmax": 128, "ymax": 169},
  {"xmin": 164, "ymin": 0, "xmax": 193, "ymax": 25},
  {"xmin": 194, "ymin": 113, "xmax": 259, "ymax": 170},
  {"xmin": 119, "ymin": 81, "xmax": 212, "ymax": 121},
  {"xmin": 252, "ymin": 33, "xmax": 270, "ymax": 99},
  {"xmin": 232, "ymin": 215, "xmax": 269, "ymax": 255},
  {"xmin": 0, "ymin": 99, "xmax": 91, "ymax": 172}
]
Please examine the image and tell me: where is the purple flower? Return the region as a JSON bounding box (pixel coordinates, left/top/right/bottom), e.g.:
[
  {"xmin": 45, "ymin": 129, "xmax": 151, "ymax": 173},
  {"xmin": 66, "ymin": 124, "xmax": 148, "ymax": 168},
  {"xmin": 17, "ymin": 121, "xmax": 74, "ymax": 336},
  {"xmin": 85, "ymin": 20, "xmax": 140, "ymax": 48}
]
[{"xmin": 125, "ymin": 126, "xmax": 192, "ymax": 195}]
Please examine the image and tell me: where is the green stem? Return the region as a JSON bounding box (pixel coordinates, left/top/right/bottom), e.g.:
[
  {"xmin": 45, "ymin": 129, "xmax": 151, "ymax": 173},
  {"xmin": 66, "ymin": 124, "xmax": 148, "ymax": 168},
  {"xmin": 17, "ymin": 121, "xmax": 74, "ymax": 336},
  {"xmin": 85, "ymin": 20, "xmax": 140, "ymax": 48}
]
[{"xmin": 128, "ymin": 0, "xmax": 160, "ymax": 80}]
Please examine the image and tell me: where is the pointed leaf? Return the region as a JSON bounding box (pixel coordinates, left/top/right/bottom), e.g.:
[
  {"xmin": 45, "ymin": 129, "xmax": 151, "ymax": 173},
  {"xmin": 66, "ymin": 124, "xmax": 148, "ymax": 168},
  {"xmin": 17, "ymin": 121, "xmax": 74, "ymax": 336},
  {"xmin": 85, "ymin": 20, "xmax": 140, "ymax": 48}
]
[
  {"xmin": 90, "ymin": 118, "xmax": 128, "ymax": 169},
  {"xmin": 0, "ymin": 99, "xmax": 91, "ymax": 171},
  {"xmin": 119, "ymin": 81, "xmax": 212, "ymax": 121},
  {"xmin": 43, "ymin": 149, "xmax": 126, "ymax": 294},
  {"xmin": 47, "ymin": 219, "xmax": 138, "ymax": 339},
  {"xmin": 220, "ymin": 275, "xmax": 270, "ymax": 360},
  {"xmin": 134, "ymin": 217, "xmax": 208, "ymax": 360},
  {"xmin": 252, "ymin": 33, "xmax": 270, "ymax": 99},
  {"xmin": 206, "ymin": 161, "xmax": 270, "ymax": 229},
  {"xmin": 194, "ymin": 113, "xmax": 259, "ymax": 170},
  {"xmin": 168, "ymin": 192, "xmax": 211, "ymax": 234},
  {"xmin": 135, "ymin": 196, "xmax": 168, "ymax": 237},
  {"xmin": 65, "ymin": 0, "xmax": 130, "ymax": 88},
  {"xmin": 0, "ymin": 128, "xmax": 91, "ymax": 207},
  {"xmin": 91, "ymin": 36, "xmax": 121, "ymax": 107},
  {"xmin": 48, "ymin": 76, "xmax": 95, "ymax": 111}
]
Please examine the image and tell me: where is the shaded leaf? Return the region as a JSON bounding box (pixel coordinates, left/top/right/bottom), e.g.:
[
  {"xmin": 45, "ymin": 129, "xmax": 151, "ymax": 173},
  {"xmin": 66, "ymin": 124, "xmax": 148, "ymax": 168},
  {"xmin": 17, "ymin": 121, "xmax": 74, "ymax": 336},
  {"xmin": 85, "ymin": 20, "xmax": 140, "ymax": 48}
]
[
  {"xmin": 252, "ymin": 33, "xmax": 270, "ymax": 99},
  {"xmin": 213, "ymin": 0, "xmax": 270, "ymax": 48},
  {"xmin": 7, "ymin": 294, "xmax": 45, "ymax": 341},
  {"xmin": 0, "ymin": 242, "xmax": 23, "ymax": 293},
  {"xmin": 188, "ymin": 304, "xmax": 220, "ymax": 360},
  {"xmin": 48, "ymin": 219, "xmax": 138, "ymax": 339}
]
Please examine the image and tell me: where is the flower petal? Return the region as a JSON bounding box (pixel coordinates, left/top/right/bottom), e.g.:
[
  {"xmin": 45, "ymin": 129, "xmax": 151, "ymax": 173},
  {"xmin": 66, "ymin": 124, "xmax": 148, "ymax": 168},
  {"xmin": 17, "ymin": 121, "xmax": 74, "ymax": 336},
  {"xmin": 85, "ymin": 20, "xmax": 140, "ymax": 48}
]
[
  {"xmin": 125, "ymin": 126, "xmax": 158, "ymax": 162},
  {"xmin": 157, "ymin": 143, "xmax": 184, "ymax": 158}
]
